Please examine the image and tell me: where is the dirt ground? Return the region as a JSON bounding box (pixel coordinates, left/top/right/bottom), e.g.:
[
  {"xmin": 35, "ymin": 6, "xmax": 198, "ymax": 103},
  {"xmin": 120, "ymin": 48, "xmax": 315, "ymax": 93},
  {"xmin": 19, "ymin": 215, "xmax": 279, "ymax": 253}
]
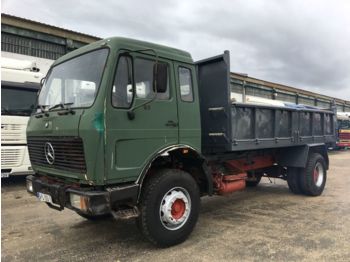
[{"xmin": 2, "ymin": 151, "xmax": 350, "ymax": 262}]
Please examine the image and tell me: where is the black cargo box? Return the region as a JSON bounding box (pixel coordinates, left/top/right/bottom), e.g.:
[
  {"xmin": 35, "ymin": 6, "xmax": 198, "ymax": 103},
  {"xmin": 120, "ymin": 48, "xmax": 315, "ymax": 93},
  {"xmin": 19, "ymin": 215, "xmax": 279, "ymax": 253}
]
[{"xmin": 196, "ymin": 52, "xmax": 336, "ymax": 154}]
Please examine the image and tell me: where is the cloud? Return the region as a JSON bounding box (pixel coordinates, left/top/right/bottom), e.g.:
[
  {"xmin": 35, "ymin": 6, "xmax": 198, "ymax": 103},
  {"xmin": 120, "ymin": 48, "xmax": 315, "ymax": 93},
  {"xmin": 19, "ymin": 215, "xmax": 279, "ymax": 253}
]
[{"xmin": 2, "ymin": 0, "xmax": 350, "ymax": 99}]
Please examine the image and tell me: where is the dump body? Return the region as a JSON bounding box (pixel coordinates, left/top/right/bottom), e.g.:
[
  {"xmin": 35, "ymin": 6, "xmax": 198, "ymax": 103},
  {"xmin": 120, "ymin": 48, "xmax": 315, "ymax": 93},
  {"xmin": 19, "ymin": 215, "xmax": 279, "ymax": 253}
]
[
  {"xmin": 202, "ymin": 103, "xmax": 335, "ymax": 153},
  {"xmin": 196, "ymin": 52, "xmax": 336, "ymax": 154}
]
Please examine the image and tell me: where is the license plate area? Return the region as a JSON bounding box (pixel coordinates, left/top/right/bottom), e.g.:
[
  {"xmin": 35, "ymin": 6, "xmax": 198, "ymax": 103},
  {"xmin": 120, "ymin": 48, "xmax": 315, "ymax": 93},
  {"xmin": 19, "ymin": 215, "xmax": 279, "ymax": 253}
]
[
  {"xmin": 37, "ymin": 192, "xmax": 53, "ymax": 204},
  {"xmin": 1, "ymin": 169, "xmax": 11, "ymax": 178},
  {"xmin": 1, "ymin": 172, "xmax": 10, "ymax": 178}
]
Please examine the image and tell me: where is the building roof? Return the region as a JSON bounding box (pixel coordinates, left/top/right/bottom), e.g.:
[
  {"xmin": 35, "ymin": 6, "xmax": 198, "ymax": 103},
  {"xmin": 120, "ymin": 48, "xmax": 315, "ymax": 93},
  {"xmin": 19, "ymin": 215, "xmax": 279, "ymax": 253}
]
[{"xmin": 1, "ymin": 13, "xmax": 101, "ymax": 44}]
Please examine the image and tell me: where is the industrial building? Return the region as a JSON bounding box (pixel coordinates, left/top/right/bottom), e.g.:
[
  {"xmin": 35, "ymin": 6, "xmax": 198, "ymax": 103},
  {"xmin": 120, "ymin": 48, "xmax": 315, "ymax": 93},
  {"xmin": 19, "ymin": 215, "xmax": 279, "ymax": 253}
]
[
  {"xmin": 230, "ymin": 73, "xmax": 350, "ymax": 112},
  {"xmin": 1, "ymin": 13, "xmax": 99, "ymax": 73},
  {"xmin": 1, "ymin": 13, "xmax": 350, "ymax": 111}
]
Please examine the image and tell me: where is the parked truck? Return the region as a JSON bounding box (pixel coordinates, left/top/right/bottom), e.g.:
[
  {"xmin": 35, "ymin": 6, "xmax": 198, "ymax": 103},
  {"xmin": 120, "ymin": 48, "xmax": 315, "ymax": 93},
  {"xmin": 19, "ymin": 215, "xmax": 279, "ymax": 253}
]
[
  {"xmin": 1, "ymin": 58, "xmax": 42, "ymax": 177},
  {"xmin": 336, "ymin": 112, "xmax": 350, "ymax": 148},
  {"xmin": 26, "ymin": 37, "xmax": 335, "ymax": 247}
]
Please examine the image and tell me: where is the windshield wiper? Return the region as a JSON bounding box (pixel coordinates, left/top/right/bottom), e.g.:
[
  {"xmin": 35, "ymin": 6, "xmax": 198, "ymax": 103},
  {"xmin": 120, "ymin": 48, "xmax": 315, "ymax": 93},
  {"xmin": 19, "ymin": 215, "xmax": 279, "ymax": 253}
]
[
  {"xmin": 49, "ymin": 102, "xmax": 74, "ymax": 111},
  {"xmin": 49, "ymin": 102, "xmax": 76, "ymax": 115}
]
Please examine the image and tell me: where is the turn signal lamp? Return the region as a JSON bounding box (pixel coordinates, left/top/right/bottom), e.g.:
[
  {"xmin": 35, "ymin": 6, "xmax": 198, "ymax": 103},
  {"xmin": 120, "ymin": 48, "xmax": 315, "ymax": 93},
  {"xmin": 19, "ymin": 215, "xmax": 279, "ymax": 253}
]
[{"xmin": 70, "ymin": 193, "xmax": 88, "ymax": 211}]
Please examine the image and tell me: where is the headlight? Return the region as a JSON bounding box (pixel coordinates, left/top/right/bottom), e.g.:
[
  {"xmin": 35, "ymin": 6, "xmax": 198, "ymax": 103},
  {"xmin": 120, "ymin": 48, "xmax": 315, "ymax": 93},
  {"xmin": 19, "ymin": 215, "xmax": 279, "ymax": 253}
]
[
  {"xmin": 26, "ymin": 179, "xmax": 33, "ymax": 192},
  {"xmin": 70, "ymin": 193, "xmax": 88, "ymax": 211}
]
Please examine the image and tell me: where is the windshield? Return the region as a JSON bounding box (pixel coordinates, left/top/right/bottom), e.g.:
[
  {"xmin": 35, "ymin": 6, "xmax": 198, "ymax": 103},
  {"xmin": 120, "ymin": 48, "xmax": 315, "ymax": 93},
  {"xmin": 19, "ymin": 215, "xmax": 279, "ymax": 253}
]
[
  {"xmin": 1, "ymin": 86, "xmax": 38, "ymax": 116},
  {"xmin": 338, "ymin": 120, "xmax": 350, "ymax": 129},
  {"xmin": 38, "ymin": 48, "xmax": 108, "ymax": 110}
]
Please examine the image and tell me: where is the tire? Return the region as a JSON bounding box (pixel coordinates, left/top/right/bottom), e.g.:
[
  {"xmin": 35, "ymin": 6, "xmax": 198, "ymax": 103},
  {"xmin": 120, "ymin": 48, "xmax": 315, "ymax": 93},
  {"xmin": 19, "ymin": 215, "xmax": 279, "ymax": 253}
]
[
  {"xmin": 287, "ymin": 167, "xmax": 302, "ymax": 194},
  {"xmin": 76, "ymin": 212, "xmax": 111, "ymax": 221},
  {"xmin": 299, "ymin": 153, "xmax": 327, "ymax": 196},
  {"xmin": 246, "ymin": 172, "xmax": 262, "ymax": 187},
  {"xmin": 137, "ymin": 168, "xmax": 200, "ymax": 247}
]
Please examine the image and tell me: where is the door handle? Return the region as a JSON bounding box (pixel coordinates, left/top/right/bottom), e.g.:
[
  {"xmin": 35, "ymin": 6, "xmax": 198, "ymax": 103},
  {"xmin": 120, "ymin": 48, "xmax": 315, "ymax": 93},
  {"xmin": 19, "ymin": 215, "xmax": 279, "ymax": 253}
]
[{"xmin": 165, "ymin": 120, "xmax": 178, "ymax": 127}]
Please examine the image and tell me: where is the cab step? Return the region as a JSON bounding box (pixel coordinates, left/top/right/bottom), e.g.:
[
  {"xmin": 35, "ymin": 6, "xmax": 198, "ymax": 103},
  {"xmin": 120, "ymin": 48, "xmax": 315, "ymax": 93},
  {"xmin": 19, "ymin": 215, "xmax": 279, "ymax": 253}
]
[{"xmin": 111, "ymin": 207, "xmax": 139, "ymax": 220}]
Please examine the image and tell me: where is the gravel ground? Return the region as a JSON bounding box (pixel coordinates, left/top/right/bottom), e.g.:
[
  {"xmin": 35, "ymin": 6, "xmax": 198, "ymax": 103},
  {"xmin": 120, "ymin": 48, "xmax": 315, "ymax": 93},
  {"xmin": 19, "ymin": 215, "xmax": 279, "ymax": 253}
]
[{"xmin": 2, "ymin": 150, "xmax": 350, "ymax": 262}]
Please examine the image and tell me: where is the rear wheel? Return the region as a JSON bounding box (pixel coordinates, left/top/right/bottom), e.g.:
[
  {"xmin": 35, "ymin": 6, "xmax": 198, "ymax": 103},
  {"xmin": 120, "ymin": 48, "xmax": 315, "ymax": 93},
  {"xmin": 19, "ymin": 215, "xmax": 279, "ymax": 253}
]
[
  {"xmin": 299, "ymin": 153, "xmax": 327, "ymax": 196},
  {"xmin": 137, "ymin": 169, "xmax": 200, "ymax": 247}
]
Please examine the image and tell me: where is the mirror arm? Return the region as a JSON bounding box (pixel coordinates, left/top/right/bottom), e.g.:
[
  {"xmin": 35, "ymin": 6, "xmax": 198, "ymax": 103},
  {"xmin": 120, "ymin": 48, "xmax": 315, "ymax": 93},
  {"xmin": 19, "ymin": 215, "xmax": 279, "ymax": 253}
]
[
  {"xmin": 127, "ymin": 92, "xmax": 158, "ymax": 120},
  {"xmin": 121, "ymin": 48, "xmax": 159, "ymax": 120}
]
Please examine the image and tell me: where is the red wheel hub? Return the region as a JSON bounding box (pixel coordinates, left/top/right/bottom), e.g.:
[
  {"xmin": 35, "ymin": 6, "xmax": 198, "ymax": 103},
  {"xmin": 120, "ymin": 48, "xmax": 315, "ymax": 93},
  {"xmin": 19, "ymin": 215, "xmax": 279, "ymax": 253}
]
[
  {"xmin": 313, "ymin": 168, "xmax": 319, "ymax": 183},
  {"xmin": 171, "ymin": 199, "xmax": 186, "ymax": 219}
]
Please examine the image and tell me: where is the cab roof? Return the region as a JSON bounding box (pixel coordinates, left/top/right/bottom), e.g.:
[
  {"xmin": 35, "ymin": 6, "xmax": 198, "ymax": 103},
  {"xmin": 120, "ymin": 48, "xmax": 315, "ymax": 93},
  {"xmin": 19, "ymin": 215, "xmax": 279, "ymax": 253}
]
[{"xmin": 53, "ymin": 37, "xmax": 193, "ymax": 66}]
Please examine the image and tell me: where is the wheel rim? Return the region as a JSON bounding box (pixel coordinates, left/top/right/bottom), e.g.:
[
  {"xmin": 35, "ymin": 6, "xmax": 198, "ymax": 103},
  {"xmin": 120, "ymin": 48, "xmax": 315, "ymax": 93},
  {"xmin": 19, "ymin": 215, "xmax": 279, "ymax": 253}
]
[
  {"xmin": 159, "ymin": 187, "xmax": 191, "ymax": 231},
  {"xmin": 313, "ymin": 162, "xmax": 324, "ymax": 187}
]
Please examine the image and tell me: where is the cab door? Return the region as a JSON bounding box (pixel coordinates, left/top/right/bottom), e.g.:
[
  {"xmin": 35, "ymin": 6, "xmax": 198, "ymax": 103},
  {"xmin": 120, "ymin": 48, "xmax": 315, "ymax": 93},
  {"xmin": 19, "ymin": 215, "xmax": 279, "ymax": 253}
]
[
  {"xmin": 173, "ymin": 62, "xmax": 201, "ymax": 150},
  {"xmin": 105, "ymin": 53, "xmax": 179, "ymax": 183}
]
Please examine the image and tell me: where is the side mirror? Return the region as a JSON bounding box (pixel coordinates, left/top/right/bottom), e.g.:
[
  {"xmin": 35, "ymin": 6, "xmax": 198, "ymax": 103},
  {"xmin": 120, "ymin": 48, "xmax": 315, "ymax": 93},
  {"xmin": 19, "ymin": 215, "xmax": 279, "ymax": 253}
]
[{"xmin": 153, "ymin": 63, "xmax": 167, "ymax": 93}]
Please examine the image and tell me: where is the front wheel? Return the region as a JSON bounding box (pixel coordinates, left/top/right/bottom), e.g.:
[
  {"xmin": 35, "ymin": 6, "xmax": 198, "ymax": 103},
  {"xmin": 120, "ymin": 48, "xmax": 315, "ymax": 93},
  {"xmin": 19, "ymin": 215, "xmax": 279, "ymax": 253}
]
[{"xmin": 137, "ymin": 169, "xmax": 200, "ymax": 247}]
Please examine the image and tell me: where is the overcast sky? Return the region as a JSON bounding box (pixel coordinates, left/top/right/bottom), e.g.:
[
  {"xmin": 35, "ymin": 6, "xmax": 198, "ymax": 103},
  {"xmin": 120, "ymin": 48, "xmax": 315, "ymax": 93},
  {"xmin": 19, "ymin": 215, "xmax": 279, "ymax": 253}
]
[{"xmin": 2, "ymin": 0, "xmax": 350, "ymax": 100}]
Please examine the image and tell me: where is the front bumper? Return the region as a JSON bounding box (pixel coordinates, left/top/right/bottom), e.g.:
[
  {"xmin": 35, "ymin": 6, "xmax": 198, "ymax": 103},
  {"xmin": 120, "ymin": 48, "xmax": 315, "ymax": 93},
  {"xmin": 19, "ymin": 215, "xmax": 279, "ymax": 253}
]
[
  {"xmin": 26, "ymin": 175, "xmax": 139, "ymax": 215},
  {"xmin": 1, "ymin": 165, "xmax": 34, "ymax": 177}
]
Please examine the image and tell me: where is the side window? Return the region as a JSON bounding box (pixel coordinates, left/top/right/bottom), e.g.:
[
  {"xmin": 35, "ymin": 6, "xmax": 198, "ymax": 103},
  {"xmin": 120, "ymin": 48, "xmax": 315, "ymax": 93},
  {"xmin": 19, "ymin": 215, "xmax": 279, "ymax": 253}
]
[
  {"xmin": 134, "ymin": 58, "xmax": 170, "ymax": 100},
  {"xmin": 112, "ymin": 55, "xmax": 133, "ymax": 108},
  {"xmin": 178, "ymin": 67, "xmax": 193, "ymax": 102}
]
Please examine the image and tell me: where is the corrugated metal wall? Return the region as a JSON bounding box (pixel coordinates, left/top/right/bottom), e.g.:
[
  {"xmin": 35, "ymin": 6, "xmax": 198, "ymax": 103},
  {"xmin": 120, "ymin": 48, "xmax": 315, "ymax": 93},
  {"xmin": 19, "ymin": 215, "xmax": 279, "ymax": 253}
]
[{"xmin": 1, "ymin": 32, "xmax": 66, "ymax": 60}]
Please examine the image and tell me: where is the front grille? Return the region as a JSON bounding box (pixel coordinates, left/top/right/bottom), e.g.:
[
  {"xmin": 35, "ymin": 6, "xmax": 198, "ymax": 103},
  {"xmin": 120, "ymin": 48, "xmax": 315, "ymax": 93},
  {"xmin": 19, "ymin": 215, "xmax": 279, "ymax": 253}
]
[
  {"xmin": 1, "ymin": 124, "xmax": 27, "ymax": 143},
  {"xmin": 2, "ymin": 123, "xmax": 22, "ymax": 131},
  {"xmin": 27, "ymin": 137, "xmax": 87, "ymax": 173},
  {"xmin": 1, "ymin": 148, "xmax": 23, "ymax": 167}
]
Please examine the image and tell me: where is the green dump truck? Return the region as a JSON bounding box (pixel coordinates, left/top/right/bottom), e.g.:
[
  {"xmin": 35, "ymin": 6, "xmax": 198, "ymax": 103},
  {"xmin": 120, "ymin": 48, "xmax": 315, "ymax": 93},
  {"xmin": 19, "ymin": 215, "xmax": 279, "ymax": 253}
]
[{"xmin": 26, "ymin": 37, "xmax": 336, "ymax": 247}]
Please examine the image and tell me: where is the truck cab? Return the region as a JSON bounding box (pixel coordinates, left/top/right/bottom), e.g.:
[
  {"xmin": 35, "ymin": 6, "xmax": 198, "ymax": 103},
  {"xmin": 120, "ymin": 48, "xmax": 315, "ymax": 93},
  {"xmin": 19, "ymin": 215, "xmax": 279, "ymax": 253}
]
[
  {"xmin": 26, "ymin": 37, "xmax": 200, "ymax": 184},
  {"xmin": 1, "ymin": 58, "xmax": 42, "ymax": 177},
  {"xmin": 26, "ymin": 37, "xmax": 335, "ymax": 247}
]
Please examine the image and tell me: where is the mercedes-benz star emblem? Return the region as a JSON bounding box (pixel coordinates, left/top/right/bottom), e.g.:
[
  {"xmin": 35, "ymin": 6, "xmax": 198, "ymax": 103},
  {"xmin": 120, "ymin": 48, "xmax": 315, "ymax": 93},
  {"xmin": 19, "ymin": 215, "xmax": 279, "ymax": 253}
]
[{"xmin": 44, "ymin": 142, "xmax": 55, "ymax": 165}]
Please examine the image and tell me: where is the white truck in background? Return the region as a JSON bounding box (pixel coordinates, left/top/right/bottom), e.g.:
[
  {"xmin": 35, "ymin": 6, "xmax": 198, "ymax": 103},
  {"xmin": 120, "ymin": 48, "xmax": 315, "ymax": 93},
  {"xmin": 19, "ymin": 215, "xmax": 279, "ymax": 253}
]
[{"xmin": 1, "ymin": 58, "xmax": 43, "ymax": 177}]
